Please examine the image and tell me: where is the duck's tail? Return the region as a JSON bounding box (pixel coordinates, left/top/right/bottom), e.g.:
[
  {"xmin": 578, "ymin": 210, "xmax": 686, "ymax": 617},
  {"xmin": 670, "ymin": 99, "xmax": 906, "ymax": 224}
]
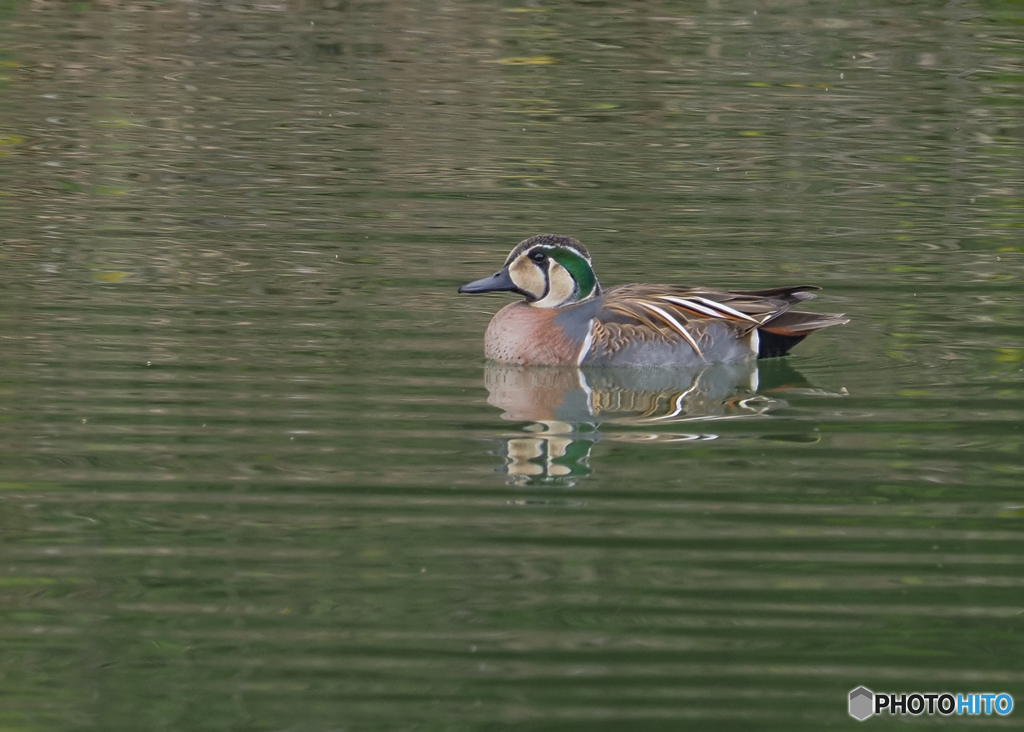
[{"xmin": 756, "ymin": 311, "xmax": 850, "ymax": 358}]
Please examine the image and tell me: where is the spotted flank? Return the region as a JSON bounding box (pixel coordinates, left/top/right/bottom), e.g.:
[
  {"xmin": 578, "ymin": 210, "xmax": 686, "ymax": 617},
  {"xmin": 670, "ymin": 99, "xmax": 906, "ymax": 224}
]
[{"xmin": 633, "ymin": 301, "xmax": 705, "ymax": 359}]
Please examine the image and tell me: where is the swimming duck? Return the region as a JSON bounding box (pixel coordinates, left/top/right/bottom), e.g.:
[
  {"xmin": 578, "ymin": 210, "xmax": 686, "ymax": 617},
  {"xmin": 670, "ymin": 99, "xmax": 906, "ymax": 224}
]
[{"xmin": 459, "ymin": 234, "xmax": 848, "ymax": 367}]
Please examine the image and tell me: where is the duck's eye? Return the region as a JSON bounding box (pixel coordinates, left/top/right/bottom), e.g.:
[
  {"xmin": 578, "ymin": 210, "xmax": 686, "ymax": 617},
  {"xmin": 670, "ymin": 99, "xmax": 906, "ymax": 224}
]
[{"xmin": 530, "ymin": 251, "xmax": 546, "ymax": 263}]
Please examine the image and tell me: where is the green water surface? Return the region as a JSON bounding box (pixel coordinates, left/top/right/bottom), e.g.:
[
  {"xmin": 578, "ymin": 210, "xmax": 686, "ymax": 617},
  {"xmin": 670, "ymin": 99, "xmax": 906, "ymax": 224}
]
[{"xmin": 0, "ymin": 1, "xmax": 1022, "ymax": 729}]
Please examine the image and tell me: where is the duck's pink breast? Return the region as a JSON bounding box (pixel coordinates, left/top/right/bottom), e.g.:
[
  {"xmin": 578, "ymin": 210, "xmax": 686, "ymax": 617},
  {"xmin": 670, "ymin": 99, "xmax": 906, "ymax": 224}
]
[{"xmin": 483, "ymin": 302, "xmax": 580, "ymax": 366}]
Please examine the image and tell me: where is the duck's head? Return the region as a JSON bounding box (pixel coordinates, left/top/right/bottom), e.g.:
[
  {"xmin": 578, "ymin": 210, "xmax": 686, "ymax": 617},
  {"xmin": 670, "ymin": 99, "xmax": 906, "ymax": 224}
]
[{"xmin": 459, "ymin": 234, "xmax": 602, "ymax": 308}]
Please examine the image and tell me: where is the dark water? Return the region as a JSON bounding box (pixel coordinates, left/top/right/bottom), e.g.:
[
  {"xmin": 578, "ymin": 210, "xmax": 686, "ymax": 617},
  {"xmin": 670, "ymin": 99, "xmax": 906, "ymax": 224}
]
[{"xmin": 1, "ymin": 1, "xmax": 1023, "ymax": 729}]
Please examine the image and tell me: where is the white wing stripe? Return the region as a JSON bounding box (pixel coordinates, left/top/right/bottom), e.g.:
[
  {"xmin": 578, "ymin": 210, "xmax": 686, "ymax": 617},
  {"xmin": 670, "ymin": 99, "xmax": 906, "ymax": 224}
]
[
  {"xmin": 656, "ymin": 294, "xmax": 758, "ymax": 323},
  {"xmin": 656, "ymin": 295, "xmax": 724, "ymax": 319},
  {"xmin": 577, "ymin": 319, "xmax": 596, "ymax": 366},
  {"xmin": 690, "ymin": 296, "xmax": 758, "ymax": 322}
]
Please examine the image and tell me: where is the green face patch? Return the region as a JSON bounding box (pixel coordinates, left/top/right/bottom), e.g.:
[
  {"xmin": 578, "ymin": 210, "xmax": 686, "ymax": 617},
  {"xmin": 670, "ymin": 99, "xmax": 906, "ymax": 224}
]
[{"xmin": 548, "ymin": 247, "xmax": 598, "ymax": 301}]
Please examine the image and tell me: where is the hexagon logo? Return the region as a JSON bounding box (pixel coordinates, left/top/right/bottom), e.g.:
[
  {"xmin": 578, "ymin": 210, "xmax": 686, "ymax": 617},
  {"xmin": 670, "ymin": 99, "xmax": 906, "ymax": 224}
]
[{"xmin": 849, "ymin": 686, "xmax": 874, "ymax": 721}]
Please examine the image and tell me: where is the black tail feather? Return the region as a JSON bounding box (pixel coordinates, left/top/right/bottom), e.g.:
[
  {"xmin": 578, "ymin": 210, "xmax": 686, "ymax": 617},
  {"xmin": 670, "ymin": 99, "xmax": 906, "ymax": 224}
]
[{"xmin": 757, "ymin": 330, "xmax": 808, "ymax": 358}]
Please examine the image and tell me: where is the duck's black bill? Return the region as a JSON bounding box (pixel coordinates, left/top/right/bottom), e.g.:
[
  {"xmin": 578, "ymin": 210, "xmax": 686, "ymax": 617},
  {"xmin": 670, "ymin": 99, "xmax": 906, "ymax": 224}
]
[{"xmin": 459, "ymin": 268, "xmax": 516, "ymax": 294}]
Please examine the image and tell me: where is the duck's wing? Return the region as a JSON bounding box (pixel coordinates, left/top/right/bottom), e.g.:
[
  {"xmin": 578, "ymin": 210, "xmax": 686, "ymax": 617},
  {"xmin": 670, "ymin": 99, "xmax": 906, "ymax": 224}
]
[
  {"xmin": 601, "ymin": 284, "xmax": 793, "ymax": 330},
  {"xmin": 598, "ymin": 284, "xmax": 848, "ymax": 359},
  {"xmin": 596, "ymin": 285, "xmax": 759, "ymax": 360}
]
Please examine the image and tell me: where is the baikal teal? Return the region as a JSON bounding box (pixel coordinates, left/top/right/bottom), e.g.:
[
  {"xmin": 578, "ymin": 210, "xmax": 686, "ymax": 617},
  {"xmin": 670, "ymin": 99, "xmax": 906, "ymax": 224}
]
[{"xmin": 460, "ymin": 234, "xmax": 849, "ymax": 367}]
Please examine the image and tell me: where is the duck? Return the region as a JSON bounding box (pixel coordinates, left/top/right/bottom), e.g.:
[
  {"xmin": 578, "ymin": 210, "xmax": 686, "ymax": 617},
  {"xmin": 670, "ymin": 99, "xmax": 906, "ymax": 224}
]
[{"xmin": 458, "ymin": 234, "xmax": 848, "ymax": 367}]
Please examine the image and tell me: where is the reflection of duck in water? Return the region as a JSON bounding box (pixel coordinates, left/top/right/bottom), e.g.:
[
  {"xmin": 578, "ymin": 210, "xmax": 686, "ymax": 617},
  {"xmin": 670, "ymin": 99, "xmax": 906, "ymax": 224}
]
[
  {"xmin": 459, "ymin": 234, "xmax": 848, "ymax": 368},
  {"xmin": 487, "ymin": 362, "xmax": 765, "ymax": 425},
  {"xmin": 486, "ymin": 361, "xmax": 806, "ymax": 484}
]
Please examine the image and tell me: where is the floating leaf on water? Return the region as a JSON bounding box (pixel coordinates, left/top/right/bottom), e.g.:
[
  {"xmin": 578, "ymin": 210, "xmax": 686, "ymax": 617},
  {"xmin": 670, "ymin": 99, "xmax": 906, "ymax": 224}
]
[{"xmin": 995, "ymin": 348, "xmax": 1024, "ymax": 362}]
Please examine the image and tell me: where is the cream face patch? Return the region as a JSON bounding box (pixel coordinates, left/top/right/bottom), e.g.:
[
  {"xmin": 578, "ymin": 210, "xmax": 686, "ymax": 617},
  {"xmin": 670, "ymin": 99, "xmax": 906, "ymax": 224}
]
[{"xmin": 509, "ymin": 256, "xmax": 547, "ymax": 301}]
